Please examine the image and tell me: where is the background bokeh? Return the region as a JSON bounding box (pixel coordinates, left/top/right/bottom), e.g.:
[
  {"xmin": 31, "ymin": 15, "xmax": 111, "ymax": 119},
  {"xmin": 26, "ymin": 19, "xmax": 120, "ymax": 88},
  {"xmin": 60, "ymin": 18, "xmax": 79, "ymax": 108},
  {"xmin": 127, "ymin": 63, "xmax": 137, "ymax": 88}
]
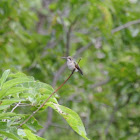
[{"xmin": 0, "ymin": 0, "xmax": 140, "ymax": 139}]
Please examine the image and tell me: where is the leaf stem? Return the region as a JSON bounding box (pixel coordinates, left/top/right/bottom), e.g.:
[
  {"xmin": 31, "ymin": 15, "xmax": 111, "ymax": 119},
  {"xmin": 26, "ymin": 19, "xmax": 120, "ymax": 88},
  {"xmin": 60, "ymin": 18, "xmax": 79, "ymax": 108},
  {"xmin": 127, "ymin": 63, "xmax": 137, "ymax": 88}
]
[{"xmin": 18, "ymin": 69, "xmax": 75, "ymax": 128}]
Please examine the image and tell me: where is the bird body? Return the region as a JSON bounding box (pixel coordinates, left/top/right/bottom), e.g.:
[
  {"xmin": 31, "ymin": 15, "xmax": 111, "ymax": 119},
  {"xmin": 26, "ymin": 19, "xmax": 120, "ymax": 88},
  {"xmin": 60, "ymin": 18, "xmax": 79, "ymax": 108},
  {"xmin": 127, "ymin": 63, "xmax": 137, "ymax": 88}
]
[
  {"xmin": 62, "ymin": 56, "xmax": 83, "ymax": 75},
  {"xmin": 67, "ymin": 58, "xmax": 78, "ymax": 71}
]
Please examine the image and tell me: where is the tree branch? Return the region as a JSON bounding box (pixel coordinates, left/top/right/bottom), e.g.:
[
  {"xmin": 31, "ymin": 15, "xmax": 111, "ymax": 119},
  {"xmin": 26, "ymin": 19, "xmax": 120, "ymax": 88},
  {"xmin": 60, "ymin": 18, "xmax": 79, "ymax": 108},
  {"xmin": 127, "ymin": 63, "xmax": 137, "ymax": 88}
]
[
  {"xmin": 104, "ymin": 104, "xmax": 118, "ymax": 136},
  {"xmin": 111, "ymin": 19, "xmax": 140, "ymax": 34},
  {"xmin": 37, "ymin": 107, "xmax": 53, "ymax": 136},
  {"xmin": 118, "ymin": 92, "xmax": 133, "ymax": 109},
  {"xmin": 66, "ymin": 17, "xmax": 78, "ymax": 56},
  {"xmin": 18, "ymin": 69, "xmax": 75, "ymax": 128},
  {"xmin": 74, "ymin": 42, "xmax": 93, "ymax": 58},
  {"xmin": 41, "ymin": 37, "xmax": 63, "ymax": 58},
  {"xmin": 11, "ymin": 102, "xmax": 21, "ymax": 113},
  {"xmin": 36, "ymin": 0, "xmax": 52, "ymax": 34},
  {"xmin": 90, "ymin": 78, "xmax": 110, "ymax": 89},
  {"xmin": 105, "ymin": 91, "xmax": 134, "ymax": 136},
  {"xmin": 52, "ymin": 64, "xmax": 67, "ymax": 87}
]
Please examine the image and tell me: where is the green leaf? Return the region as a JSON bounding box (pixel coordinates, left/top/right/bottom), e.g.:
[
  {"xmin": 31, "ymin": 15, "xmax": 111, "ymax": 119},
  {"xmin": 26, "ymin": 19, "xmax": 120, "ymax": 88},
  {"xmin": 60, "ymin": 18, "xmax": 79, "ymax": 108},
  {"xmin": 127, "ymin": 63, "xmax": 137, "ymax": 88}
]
[
  {"xmin": 0, "ymin": 69, "xmax": 10, "ymax": 88},
  {"xmin": 0, "ymin": 112, "xmax": 22, "ymax": 120},
  {"xmin": 48, "ymin": 102, "xmax": 90, "ymax": 140},
  {"xmin": 9, "ymin": 127, "xmax": 23, "ymax": 140},
  {"xmin": 0, "ymin": 87, "xmax": 29, "ymax": 99},
  {"xmin": 9, "ymin": 72, "xmax": 27, "ymax": 78},
  {"xmin": 36, "ymin": 94, "xmax": 58, "ymax": 104},
  {"xmin": 35, "ymin": 81, "xmax": 54, "ymax": 93},
  {"xmin": 0, "ymin": 99, "xmax": 25, "ymax": 105},
  {"xmin": 0, "ymin": 105, "xmax": 10, "ymax": 110},
  {"xmin": 0, "ymin": 88, "xmax": 9, "ymax": 99},
  {"xmin": 19, "ymin": 129, "xmax": 46, "ymax": 140},
  {"xmin": 24, "ymin": 129, "xmax": 43, "ymax": 140},
  {"xmin": 0, "ymin": 122, "xmax": 7, "ymax": 130},
  {"xmin": 21, "ymin": 115, "xmax": 43, "ymax": 132},
  {"xmin": 5, "ymin": 87, "xmax": 29, "ymax": 96},
  {"xmin": 36, "ymin": 136, "xmax": 46, "ymax": 140},
  {"xmin": 3, "ymin": 77, "xmax": 34, "ymax": 89},
  {"xmin": 0, "ymin": 130, "xmax": 20, "ymax": 140},
  {"xmin": 0, "ymin": 99, "xmax": 25, "ymax": 110}
]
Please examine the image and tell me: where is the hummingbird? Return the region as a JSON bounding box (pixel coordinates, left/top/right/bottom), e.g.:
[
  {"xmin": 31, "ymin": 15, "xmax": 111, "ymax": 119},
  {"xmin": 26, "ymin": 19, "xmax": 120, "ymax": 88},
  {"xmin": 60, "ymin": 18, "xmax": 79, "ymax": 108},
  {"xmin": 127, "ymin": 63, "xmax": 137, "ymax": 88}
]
[{"xmin": 62, "ymin": 56, "xmax": 83, "ymax": 75}]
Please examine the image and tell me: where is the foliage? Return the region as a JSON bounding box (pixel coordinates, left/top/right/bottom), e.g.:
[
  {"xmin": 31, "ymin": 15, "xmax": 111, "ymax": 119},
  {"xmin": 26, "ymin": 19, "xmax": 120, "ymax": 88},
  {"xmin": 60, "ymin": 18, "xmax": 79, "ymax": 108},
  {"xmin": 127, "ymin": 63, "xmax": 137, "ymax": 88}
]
[
  {"xmin": 0, "ymin": 70, "xmax": 89, "ymax": 139},
  {"xmin": 0, "ymin": 0, "xmax": 140, "ymax": 139}
]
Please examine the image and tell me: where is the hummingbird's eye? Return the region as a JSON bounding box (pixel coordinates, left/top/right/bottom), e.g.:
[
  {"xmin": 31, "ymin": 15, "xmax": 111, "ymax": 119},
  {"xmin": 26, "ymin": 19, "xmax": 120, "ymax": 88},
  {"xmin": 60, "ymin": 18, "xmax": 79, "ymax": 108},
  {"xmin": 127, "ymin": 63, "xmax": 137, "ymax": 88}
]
[{"xmin": 68, "ymin": 58, "xmax": 71, "ymax": 60}]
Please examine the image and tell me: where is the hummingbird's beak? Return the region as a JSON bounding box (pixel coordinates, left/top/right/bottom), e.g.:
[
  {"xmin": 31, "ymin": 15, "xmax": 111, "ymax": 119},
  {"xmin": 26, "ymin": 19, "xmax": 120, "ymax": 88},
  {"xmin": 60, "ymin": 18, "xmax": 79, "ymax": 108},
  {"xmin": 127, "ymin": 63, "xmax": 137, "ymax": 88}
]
[{"xmin": 61, "ymin": 57, "xmax": 67, "ymax": 59}]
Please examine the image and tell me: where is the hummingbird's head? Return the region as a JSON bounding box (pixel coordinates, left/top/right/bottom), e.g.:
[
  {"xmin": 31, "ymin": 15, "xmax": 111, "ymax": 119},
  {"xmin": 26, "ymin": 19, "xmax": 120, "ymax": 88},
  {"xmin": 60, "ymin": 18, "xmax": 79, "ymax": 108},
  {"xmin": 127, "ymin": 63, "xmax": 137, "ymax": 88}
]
[
  {"xmin": 62, "ymin": 56, "xmax": 73, "ymax": 62},
  {"xmin": 67, "ymin": 56, "xmax": 73, "ymax": 62}
]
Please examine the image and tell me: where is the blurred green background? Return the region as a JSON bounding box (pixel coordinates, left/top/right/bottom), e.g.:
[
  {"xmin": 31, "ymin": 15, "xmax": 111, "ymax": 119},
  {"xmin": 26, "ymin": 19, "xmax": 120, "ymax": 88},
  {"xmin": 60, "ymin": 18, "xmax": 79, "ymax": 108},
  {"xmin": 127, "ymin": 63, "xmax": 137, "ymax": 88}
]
[{"xmin": 0, "ymin": 0, "xmax": 140, "ymax": 139}]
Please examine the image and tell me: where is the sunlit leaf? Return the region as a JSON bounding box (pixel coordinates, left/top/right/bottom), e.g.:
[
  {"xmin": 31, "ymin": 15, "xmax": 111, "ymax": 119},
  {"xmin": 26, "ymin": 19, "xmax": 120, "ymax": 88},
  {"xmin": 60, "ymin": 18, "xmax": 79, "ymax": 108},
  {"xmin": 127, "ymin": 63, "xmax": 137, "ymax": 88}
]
[
  {"xmin": 0, "ymin": 112, "xmax": 22, "ymax": 120},
  {"xmin": 21, "ymin": 115, "xmax": 43, "ymax": 132},
  {"xmin": 24, "ymin": 129, "xmax": 46, "ymax": 140},
  {"xmin": 24, "ymin": 129, "xmax": 38, "ymax": 140},
  {"xmin": 48, "ymin": 102, "xmax": 90, "ymax": 140},
  {"xmin": 0, "ymin": 130, "xmax": 20, "ymax": 140},
  {"xmin": 3, "ymin": 77, "xmax": 34, "ymax": 89},
  {"xmin": 0, "ymin": 69, "xmax": 10, "ymax": 88}
]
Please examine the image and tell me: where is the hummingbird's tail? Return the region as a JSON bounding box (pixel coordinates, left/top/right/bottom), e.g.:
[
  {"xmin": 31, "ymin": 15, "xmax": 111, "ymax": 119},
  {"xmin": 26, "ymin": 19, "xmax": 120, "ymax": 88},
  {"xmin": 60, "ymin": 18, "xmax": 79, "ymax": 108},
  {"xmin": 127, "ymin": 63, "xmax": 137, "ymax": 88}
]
[
  {"xmin": 78, "ymin": 68, "xmax": 83, "ymax": 75},
  {"xmin": 76, "ymin": 66, "xmax": 83, "ymax": 75}
]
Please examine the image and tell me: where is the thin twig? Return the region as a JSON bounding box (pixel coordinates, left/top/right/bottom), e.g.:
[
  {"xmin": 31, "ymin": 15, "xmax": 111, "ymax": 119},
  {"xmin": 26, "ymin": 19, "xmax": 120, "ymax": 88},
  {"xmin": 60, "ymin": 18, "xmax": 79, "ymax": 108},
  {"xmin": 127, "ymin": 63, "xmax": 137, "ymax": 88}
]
[
  {"xmin": 105, "ymin": 91, "xmax": 134, "ymax": 136},
  {"xmin": 58, "ymin": 12, "xmax": 78, "ymax": 57},
  {"xmin": 90, "ymin": 78, "xmax": 110, "ymax": 89},
  {"xmin": 104, "ymin": 92, "xmax": 121, "ymax": 136},
  {"xmin": 66, "ymin": 17, "xmax": 78, "ymax": 56},
  {"xmin": 3, "ymin": 101, "xmax": 21, "ymax": 140},
  {"xmin": 118, "ymin": 92, "xmax": 133, "ymax": 109},
  {"xmin": 51, "ymin": 123, "xmax": 69, "ymax": 129},
  {"xmin": 73, "ymin": 42, "xmax": 93, "ymax": 58},
  {"xmin": 111, "ymin": 19, "xmax": 140, "ymax": 34},
  {"xmin": 41, "ymin": 37, "xmax": 63, "ymax": 59},
  {"xmin": 18, "ymin": 69, "xmax": 75, "ymax": 128},
  {"xmin": 77, "ymin": 58, "xmax": 82, "ymax": 64},
  {"xmin": 105, "ymin": 104, "xmax": 118, "ymax": 136},
  {"xmin": 11, "ymin": 102, "xmax": 21, "ymax": 113},
  {"xmin": 36, "ymin": 0, "xmax": 52, "ymax": 34},
  {"xmin": 52, "ymin": 64, "xmax": 67, "ymax": 87},
  {"xmin": 37, "ymin": 107, "xmax": 53, "ymax": 136}
]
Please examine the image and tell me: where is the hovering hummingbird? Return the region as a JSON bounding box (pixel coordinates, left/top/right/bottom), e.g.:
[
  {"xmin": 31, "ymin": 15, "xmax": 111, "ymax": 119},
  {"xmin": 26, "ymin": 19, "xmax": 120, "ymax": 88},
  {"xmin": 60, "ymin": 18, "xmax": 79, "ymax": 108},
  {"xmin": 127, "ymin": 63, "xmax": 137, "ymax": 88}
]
[{"xmin": 62, "ymin": 56, "xmax": 83, "ymax": 75}]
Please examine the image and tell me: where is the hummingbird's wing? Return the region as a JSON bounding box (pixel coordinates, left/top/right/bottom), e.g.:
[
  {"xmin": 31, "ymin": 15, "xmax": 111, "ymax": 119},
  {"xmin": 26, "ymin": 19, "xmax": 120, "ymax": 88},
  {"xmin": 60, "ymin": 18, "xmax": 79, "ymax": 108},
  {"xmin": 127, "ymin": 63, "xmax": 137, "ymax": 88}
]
[{"xmin": 75, "ymin": 64, "xmax": 83, "ymax": 75}]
